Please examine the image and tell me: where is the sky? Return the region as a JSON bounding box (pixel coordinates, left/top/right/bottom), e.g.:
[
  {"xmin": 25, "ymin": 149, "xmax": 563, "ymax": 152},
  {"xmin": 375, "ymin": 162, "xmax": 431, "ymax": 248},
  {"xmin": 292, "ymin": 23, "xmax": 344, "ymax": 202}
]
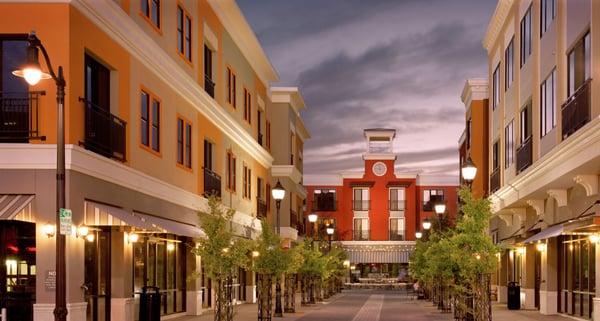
[{"xmin": 238, "ymin": 0, "xmax": 497, "ymax": 176}]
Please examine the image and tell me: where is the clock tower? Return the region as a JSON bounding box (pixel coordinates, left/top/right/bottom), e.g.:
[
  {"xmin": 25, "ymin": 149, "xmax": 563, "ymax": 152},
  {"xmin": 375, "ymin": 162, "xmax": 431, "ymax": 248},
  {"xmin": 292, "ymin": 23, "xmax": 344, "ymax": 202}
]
[{"xmin": 363, "ymin": 128, "xmax": 396, "ymax": 178}]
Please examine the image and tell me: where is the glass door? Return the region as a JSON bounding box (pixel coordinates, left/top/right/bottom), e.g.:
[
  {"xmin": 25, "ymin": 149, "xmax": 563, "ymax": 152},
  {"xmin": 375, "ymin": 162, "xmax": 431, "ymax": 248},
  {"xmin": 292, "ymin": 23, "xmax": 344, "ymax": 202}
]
[{"xmin": 84, "ymin": 229, "xmax": 111, "ymax": 321}]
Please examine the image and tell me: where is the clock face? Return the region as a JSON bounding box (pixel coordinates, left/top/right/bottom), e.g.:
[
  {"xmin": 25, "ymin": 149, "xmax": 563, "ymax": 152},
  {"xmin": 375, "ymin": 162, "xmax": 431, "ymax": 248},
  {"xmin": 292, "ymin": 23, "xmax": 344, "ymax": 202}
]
[{"xmin": 372, "ymin": 162, "xmax": 387, "ymax": 176}]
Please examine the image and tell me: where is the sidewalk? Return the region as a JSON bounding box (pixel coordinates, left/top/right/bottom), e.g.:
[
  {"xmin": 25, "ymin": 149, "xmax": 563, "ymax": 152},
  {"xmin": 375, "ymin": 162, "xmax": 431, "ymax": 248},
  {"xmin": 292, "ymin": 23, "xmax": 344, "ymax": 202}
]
[
  {"xmin": 492, "ymin": 304, "xmax": 572, "ymax": 321},
  {"xmin": 172, "ymin": 294, "xmax": 345, "ymax": 321}
]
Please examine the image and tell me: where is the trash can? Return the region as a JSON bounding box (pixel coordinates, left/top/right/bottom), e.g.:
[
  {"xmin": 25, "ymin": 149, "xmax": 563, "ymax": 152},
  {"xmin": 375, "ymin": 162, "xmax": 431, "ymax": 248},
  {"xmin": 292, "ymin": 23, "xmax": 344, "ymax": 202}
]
[
  {"xmin": 139, "ymin": 286, "xmax": 161, "ymax": 321},
  {"xmin": 507, "ymin": 282, "xmax": 520, "ymax": 310}
]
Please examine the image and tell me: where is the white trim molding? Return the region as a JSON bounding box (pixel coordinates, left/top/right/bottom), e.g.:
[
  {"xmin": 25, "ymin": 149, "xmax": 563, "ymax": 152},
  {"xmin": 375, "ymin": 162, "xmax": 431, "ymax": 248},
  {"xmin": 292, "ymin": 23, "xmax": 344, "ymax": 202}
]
[
  {"xmin": 482, "ymin": 0, "xmax": 515, "ymax": 51},
  {"xmin": 461, "ymin": 78, "xmax": 489, "ymax": 109},
  {"xmin": 271, "ymin": 165, "xmax": 302, "ymax": 184}
]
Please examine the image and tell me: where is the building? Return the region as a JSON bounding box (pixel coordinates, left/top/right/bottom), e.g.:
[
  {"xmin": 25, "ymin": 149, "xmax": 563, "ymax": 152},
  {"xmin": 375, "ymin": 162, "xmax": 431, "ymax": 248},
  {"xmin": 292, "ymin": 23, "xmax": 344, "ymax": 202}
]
[
  {"xmin": 0, "ymin": 1, "xmax": 308, "ymax": 321},
  {"xmin": 304, "ymin": 129, "xmax": 458, "ymax": 280},
  {"xmin": 481, "ymin": 0, "xmax": 600, "ymax": 319}
]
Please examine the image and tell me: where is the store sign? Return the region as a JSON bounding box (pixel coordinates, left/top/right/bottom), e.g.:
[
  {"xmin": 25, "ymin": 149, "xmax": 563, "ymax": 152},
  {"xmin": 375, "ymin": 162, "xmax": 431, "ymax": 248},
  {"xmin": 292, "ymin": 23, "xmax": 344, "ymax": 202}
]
[
  {"xmin": 45, "ymin": 270, "xmax": 56, "ymax": 291},
  {"xmin": 59, "ymin": 208, "xmax": 72, "ymax": 235}
]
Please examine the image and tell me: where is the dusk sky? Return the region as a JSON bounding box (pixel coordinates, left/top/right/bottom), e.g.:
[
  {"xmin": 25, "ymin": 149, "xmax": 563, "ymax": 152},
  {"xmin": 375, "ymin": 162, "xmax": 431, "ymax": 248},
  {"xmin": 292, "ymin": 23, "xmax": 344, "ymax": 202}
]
[{"xmin": 238, "ymin": 0, "xmax": 498, "ymax": 176}]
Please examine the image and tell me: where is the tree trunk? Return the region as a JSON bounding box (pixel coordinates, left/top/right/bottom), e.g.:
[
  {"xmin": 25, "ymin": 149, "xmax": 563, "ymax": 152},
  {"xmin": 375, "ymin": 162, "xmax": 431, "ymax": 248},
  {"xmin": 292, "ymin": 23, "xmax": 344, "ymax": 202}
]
[
  {"xmin": 284, "ymin": 274, "xmax": 296, "ymax": 313},
  {"xmin": 257, "ymin": 274, "xmax": 273, "ymax": 321}
]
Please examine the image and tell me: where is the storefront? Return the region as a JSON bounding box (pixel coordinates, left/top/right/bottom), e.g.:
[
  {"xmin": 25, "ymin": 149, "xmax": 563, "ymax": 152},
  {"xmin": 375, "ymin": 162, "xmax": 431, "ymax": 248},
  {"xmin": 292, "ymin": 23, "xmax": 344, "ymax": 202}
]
[{"xmin": 559, "ymin": 235, "xmax": 596, "ymax": 319}]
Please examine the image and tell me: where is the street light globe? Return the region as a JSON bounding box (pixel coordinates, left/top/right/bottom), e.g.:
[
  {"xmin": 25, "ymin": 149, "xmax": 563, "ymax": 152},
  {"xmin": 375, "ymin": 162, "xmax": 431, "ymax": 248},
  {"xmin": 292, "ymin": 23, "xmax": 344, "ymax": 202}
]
[
  {"xmin": 434, "ymin": 202, "xmax": 446, "ymax": 215},
  {"xmin": 461, "ymin": 157, "xmax": 477, "ymax": 182},
  {"xmin": 415, "ymin": 231, "xmax": 423, "ymax": 239},
  {"xmin": 12, "ymin": 46, "xmax": 51, "ymax": 86},
  {"xmin": 326, "ymin": 227, "xmax": 335, "ymax": 235},
  {"xmin": 308, "ymin": 213, "xmax": 318, "ymax": 223},
  {"xmin": 271, "ymin": 180, "xmax": 286, "ymax": 200},
  {"xmin": 422, "ymin": 218, "xmax": 432, "ymax": 230}
]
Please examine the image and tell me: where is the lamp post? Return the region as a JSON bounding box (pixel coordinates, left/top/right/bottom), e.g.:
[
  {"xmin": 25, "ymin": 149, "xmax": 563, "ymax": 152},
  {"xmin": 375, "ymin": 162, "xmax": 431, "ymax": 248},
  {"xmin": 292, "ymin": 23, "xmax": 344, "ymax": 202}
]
[
  {"xmin": 13, "ymin": 32, "xmax": 67, "ymax": 321},
  {"xmin": 308, "ymin": 213, "xmax": 318, "ymax": 240},
  {"xmin": 461, "ymin": 157, "xmax": 477, "ymax": 187},
  {"xmin": 271, "ymin": 180, "xmax": 285, "ymax": 317},
  {"xmin": 434, "ymin": 199, "xmax": 446, "ymax": 231},
  {"xmin": 326, "ymin": 225, "xmax": 334, "ymax": 251}
]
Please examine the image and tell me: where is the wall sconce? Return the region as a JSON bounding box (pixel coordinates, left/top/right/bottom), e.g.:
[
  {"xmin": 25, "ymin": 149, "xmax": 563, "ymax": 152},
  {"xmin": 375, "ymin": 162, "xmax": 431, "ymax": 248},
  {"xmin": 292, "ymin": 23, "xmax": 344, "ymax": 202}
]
[
  {"xmin": 42, "ymin": 223, "xmax": 56, "ymax": 238},
  {"xmin": 589, "ymin": 234, "xmax": 600, "ymax": 244},
  {"xmin": 166, "ymin": 243, "xmax": 175, "ymax": 252},
  {"xmin": 85, "ymin": 234, "xmax": 95, "ymax": 242},
  {"xmin": 517, "ymin": 247, "xmax": 526, "ymax": 255},
  {"xmin": 536, "ymin": 242, "xmax": 547, "ymax": 252},
  {"xmin": 127, "ymin": 232, "xmax": 139, "ymax": 243},
  {"xmin": 77, "ymin": 225, "xmax": 89, "ymax": 238}
]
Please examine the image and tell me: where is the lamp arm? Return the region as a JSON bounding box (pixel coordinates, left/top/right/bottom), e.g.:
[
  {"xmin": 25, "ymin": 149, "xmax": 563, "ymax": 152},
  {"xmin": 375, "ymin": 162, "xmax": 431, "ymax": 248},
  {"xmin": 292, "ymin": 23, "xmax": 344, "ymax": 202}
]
[{"xmin": 29, "ymin": 34, "xmax": 64, "ymax": 86}]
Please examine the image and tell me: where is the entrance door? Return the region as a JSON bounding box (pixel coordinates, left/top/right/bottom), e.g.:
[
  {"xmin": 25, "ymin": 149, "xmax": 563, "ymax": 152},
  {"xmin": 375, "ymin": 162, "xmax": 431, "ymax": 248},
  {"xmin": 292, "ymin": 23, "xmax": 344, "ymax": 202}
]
[
  {"xmin": 84, "ymin": 229, "xmax": 111, "ymax": 321},
  {"xmin": 534, "ymin": 249, "xmax": 541, "ymax": 309}
]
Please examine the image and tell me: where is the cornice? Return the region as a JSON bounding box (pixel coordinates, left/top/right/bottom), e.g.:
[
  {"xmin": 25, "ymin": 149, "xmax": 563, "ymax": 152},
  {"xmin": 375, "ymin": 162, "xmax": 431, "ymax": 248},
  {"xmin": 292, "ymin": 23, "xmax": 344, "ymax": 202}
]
[
  {"xmin": 271, "ymin": 165, "xmax": 302, "ymax": 184},
  {"xmin": 482, "ymin": 0, "xmax": 515, "ymax": 52},
  {"xmin": 363, "ymin": 154, "xmax": 396, "ymax": 160},
  {"xmin": 461, "ymin": 78, "xmax": 489, "ymax": 110},
  {"xmin": 70, "ymin": 0, "xmax": 273, "ymax": 168}
]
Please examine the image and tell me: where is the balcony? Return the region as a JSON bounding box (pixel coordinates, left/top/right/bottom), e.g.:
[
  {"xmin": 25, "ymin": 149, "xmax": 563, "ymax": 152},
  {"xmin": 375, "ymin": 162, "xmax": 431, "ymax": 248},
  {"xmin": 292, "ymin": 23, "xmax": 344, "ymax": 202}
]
[
  {"xmin": 0, "ymin": 91, "xmax": 45, "ymax": 142},
  {"xmin": 389, "ymin": 231, "xmax": 404, "ymax": 241},
  {"xmin": 562, "ymin": 79, "xmax": 591, "ymax": 140},
  {"xmin": 203, "ymin": 167, "xmax": 222, "ymax": 198},
  {"xmin": 204, "ymin": 75, "xmax": 215, "ymax": 98},
  {"xmin": 353, "ymin": 230, "xmax": 370, "ymax": 241},
  {"xmin": 80, "ymin": 98, "xmax": 126, "ymax": 162},
  {"xmin": 516, "ymin": 136, "xmax": 532, "ymax": 173},
  {"xmin": 490, "ymin": 167, "xmax": 500, "ymax": 193},
  {"xmin": 312, "ymin": 199, "xmax": 336, "ymax": 212},
  {"xmin": 389, "ymin": 200, "xmax": 405, "ymax": 211},
  {"xmin": 257, "ymin": 198, "xmax": 267, "ymax": 219},
  {"xmin": 352, "ymin": 200, "xmax": 370, "ymax": 211}
]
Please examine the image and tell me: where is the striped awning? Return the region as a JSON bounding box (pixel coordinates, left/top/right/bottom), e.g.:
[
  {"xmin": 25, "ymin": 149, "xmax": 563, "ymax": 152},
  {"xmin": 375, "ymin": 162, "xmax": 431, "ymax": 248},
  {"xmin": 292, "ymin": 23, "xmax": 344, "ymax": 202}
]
[
  {"xmin": 343, "ymin": 243, "xmax": 415, "ymax": 264},
  {"xmin": 0, "ymin": 194, "xmax": 34, "ymax": 220}
]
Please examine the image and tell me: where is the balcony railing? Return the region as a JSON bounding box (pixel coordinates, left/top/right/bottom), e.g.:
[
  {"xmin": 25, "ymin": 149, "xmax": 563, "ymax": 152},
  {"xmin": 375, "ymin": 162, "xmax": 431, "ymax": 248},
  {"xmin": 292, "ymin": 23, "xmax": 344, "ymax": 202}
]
[
  {"xmin": 312, "ymin": 199, "xmax": 336, "ymax": 211},
  {"xmin": 257, "ymin": 198, "xmax": 267, "ymax": 219},
  {"xmin": 516, "ymin": 136, "xmax": 532, "ymax": 173},
  {"xmin": 0, "ymin": 91, "xmax": 45, "ymax": 142},
  {"xmin": 353, "ymin": 230, "xmax": 370, "ymax": 241},
  {"xmin": 80, "ymin": 97, "xmax": 126, "ymax": 162},
  {"xmin": 562, "ymin": 79, "xmax": 591, "ymax": 140},
  {"xmin": 204, "ymin": 75, "xmax": 215, "ymax": 98},
  {"xmin": 352, "ymin": 200, "xmax": 370, "ymax": 211},
  {"xmin": 389, "ymin": 231, "xmax": 405, "ymax": 241},
  {"xmin": 389, "ymin": 200, "xmax": 406, "ymax": 211},
  {"xmin": 204, "ymin": 167, "xmax": 222, "ymax": 198},
  {"xmin": 490, "ymin": 167, "xmax": 500, "ymax": 193}
]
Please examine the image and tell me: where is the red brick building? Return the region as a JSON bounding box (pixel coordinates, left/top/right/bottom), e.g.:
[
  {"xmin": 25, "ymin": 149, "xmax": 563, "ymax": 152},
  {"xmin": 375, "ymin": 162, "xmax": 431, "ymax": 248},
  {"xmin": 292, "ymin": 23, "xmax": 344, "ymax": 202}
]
[{"xmin": 304, "ymin": 129, "xmax": 458, "ymax": 279}]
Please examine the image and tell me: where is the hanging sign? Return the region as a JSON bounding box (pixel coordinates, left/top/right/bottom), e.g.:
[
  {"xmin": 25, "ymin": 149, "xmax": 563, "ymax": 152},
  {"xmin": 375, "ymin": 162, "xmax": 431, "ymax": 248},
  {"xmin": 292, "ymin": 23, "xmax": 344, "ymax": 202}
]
[{"xmin": 59, "ymin": 208, "xmax": 72, "ymax": 235}]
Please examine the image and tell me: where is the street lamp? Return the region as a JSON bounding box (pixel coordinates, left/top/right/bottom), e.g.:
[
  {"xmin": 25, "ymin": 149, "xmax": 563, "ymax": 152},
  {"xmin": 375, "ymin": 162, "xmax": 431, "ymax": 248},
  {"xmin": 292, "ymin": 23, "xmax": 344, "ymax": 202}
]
[
  {"xmin": 461, "ymin": 157, "xmax": 477, "ymax": 184},
  {"xmin": 422, "ymin": 218, "xmax": 432, "ymax": 230},
  {"xmin": 308, "ymin": 213, "xmax": 318, "ymax": 239},
  {"xmin": 13, "ymin": 32, "xmax": 67, "ymax": 321},
  {"xmin": 270, "ymin": 180, "xmax": 285, "ymax": 317},
  {"xmin": 326, "ymin": 225, "xmax": 334, "ymax": 251},
  {"xmin": 434, "ymin": 199, "xmax": 446, "ymax": 230},
  {"xmin": 415, "ymin": 231, "xmax": 423, "ymax": 239}
]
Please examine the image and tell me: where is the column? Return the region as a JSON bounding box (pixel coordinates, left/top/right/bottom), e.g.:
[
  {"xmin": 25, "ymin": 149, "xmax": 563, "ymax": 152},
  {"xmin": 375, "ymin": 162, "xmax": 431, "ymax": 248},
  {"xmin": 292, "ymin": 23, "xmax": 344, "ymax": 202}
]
[
  {"xmin": 593, "ymin": 242, "xmax": 600, "ymax": 321},
  {"xmin": 497, "ymin": 250, "xmax": 509, "ymax": 303},
  {"xmin": 521, "ymin": 243, "xmax": 536, "ymax": 309},
  {"xmin": 186, "ymin": 251, "xmax": 203, "ymax": 315},
  {"xmin": 245, "ymin": 270, "xmax": 257, "ymax": 303},
  {"xmin": 540, "ymin": 238, "xmax": 558, "ymax": 315},
  {"xmin": 111, "ymin": 231, "xmax": 134, "ymax": 321}
]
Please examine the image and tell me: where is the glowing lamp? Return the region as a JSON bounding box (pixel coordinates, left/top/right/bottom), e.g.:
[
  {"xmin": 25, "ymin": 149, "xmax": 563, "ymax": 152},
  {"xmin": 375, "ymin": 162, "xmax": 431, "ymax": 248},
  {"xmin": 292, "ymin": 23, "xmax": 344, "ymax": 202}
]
[
  {"xmin": 42, "ymin": 223, "xmax": 56, "ymax": 238},
  {"xmin": 461, "ymin": 157, "xmax": 477, "ymax": 182}
]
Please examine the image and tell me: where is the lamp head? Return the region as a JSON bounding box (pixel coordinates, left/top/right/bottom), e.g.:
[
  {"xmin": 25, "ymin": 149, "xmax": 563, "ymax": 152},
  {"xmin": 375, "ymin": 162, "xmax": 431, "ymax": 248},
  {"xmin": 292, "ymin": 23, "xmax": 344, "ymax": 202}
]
[
  {"xmin": 461, "ymin": 157, "xmax": 477, "ymax": 182},
  {"xmin": 271, "ymin": 180, "xmax": 286, "ymax": 200},
  {"xmin": 326, "ymin": 227, "xmax": 335, "ymax": 235},
  {"xmin": 12, "ymin": 42, "xmax": 51, "ymax": 85},
  {"xmin": 415, "ymin": 231, "xmax": 423, "ymax": 239},
  {"xmin": 422, "ymin": 218, "xmax": 432, "ymax": 230},
  {"xmin": 308, "ymin": 213, "xmax": 318, "ymax": 223},
  {"xmin": 42, "ymin": 223, "xmax": 56, "ymax": 238},
  {"xmin": 434, "ymin": 201, "xmax": 446, "ymax": 215}
]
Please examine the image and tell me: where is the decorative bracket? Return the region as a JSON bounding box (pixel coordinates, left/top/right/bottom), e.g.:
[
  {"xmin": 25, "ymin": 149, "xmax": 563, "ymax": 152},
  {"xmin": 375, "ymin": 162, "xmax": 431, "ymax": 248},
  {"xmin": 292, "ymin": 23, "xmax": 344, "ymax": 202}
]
[
  {"xmin": 498, "ymin": 208, "xmax": 526, "ymax": 227},
  {"xmin": 498, "ymin": 212, "xmax": 513, "ymax": 226},
  {"xmin": 547, "ymin": 189, "xmax": 568, "ymax": 207},
  {"xmin": 526, "ymin": 199, "xmax": 545, "ymax": 218},
  {"xmin": 573, "ymin": 175, "xmax": 599, "ymax": 197},
  {"xmin": 510, "ymin": 208, "xmax": 526, "ymax": 226}
]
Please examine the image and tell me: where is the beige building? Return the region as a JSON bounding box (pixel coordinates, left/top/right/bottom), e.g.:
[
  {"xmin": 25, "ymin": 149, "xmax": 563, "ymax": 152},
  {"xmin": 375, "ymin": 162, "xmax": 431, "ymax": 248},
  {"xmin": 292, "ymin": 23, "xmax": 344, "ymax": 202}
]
[
  {"xmin": 0, "ymin": 1, "xmax": 309, "ymax": 321},
  {"xmin": 482, "ymin": 0, "xmax": 600, "ymax": 319}
]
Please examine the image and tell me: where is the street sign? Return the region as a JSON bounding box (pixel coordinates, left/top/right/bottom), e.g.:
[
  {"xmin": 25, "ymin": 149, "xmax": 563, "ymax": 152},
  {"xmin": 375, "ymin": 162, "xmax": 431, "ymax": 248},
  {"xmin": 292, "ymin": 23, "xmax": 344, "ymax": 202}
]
[{"xmin": 59, "ymin": 208, "xmax": 72, "ymax": 235}]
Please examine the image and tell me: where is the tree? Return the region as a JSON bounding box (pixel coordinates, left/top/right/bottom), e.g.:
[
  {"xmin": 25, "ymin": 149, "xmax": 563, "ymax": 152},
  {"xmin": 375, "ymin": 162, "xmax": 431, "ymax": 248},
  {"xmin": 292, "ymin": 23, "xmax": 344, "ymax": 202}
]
[{"xmin": 194, "ymin": 196, "xmax": 252, "ymax": 321}]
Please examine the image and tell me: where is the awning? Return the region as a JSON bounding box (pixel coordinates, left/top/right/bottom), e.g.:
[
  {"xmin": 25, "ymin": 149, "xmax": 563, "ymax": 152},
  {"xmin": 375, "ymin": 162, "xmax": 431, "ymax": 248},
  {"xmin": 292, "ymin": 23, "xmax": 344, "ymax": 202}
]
[
  {"xmin": 523, "ymin": 224, "xmax": 563, "ymax": 243},
  {"xmin": 346, "ymin": 250, "xmax": 412, "ymax": 264},
  {"xmin": 134, "ymin": 211, "xmax": 205, "ymax": 239},
  {"xmin": 0, "ymin": 194, "xmax": 34, "ymax": 220}
]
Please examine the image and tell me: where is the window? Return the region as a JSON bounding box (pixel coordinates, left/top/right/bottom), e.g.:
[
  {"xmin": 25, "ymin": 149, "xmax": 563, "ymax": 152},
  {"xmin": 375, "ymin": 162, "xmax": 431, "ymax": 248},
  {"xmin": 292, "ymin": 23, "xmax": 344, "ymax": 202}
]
[
  {"xmin": 389, "ymin": 188, "xmax": 405, "ymax": 211},
  {"xmin": 266, "ymin": 120, "xmax": 271, "ymax": 150},
  {"xmin": 492, "ymin": 141, "xmax": 499, "ymax": 170},
  {"xmin": 226, "ymin": 67, "xmax": 236, "ymax": 108},
  {"xmin": 290, "ymin": 133, "xmax": 295, "ymax": 165},
  {"xmin": 243, "ymin": 88, "xmax": 251, "ymax": 123},
  {"xmin": 141, "ymin": 90, "xmax": 160, "ymax": 153},
  {"xmin": 492, "ymin": 64, "xmax": 500, "ymax": 110},
  {"xmin": 520, "ymin": 102, "xmax": 532, "ymax": 143},
  {"xmin": 389, "ymin": 218, "xmax": 405, "ymax": 241},
  {"xmin": 242, "ymin": 164, "xmax": 251, "ymax": 199},
  {"xmin": 176, "ymin": 5, "xmax": 192, "ymax": 62},
  {"xmin": 141, "ymin": 0, "xmax": 161, "ymax": 30},
  {"xmin": 541, "ymin": 69, "xmax": 557, "ymax": 137},
  {"xmin": 203, "ymin": 140, "xmax": 214, "ymax": 171},
  {"xmin": 257, "ymin": 109, "xmax": 263, "ymax": 145},
  {"xmin": 568, "ymin": 32, "xmax": 591, "ymax": 97},
  {"xmin": 313, "ymin": 189, "xmax": 336, "ymax": 211},
  {"xmin": 84, "ymin": 54, "xmax": 110, "ymax": 110},
  {"xmin": 176, "ymin": 117, "xmax": 192, "ymax": 169},
  {"xmin": 226, "ymin": 151, "xmax": 236, "ymax": 192},
  {"xmin": 257, "ymin": 177, "xmax": 263, "ymax": 200},
  {"xmin": 520, "ymin": 6, "xmax": 532, "ymax": 67},
  {"xmin": 353, "ymin": 188, "xmax": 369, "ymax": 211},
  {"xmin": 466, "ymin": 118, "xmax": 472, "ymax": 149},
  {"xmin": 541, "ymin": 0, "xmax": 556, "ymax": 36},
  {"xmin": 422, "ymin": 189, "xmax": 444, "ymax": 210},
  {"xmin": 505, "ymin": 120, "xmax": 514, "ymax": 168},
  {"xmin": 353, "ymin": 218, "xmax": 369, "ymax": 240},
  {"xmin": 505, "ymin": 38, "xmax": 514, "ymax": 90}
]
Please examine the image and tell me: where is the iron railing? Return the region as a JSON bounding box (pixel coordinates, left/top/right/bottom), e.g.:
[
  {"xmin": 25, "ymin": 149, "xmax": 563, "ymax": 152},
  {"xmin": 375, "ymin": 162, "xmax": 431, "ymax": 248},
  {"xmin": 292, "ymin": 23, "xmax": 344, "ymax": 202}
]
[
  {"xmin": 312, "ymin": 198, "xmax": 336, "ymax": 211},
  {"xmin": 490, "ymin": 168, "xmax": 500, "ymax": 193},
  {"xmin": 204, "ymin": 168, "xmax": 222, "ymax": 198},
  {"xmin": 352, "ymin": 200, "xmax": 370, "ymax": 211},
  {"xmin": 0, "ymin": 91, "xmax": 45, "ymax": 142},
  {"xmin": 257, "ymin": 198, "xmax": 267, "ymax": 219},
  {"xmin": 516, "ymin": 136, "xmax": 532, "ymax": 173},
  {"xmin": 353, "ymin": 229, "xmax": 369, "ymax": 241},
  {"xmin": 389, "ymin": 200, "xmax": 406, "ymax": 211},
  {"xmin": 80, "ymin": 97, "xmax": 126, "ymax": 161},
  {"xmin": 204, "ymin": 75, "xmax": 215, "ymax": 98},
  {"xmin": 562, "ymin": 79, "xmax": 591, "ymax": 140}
]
